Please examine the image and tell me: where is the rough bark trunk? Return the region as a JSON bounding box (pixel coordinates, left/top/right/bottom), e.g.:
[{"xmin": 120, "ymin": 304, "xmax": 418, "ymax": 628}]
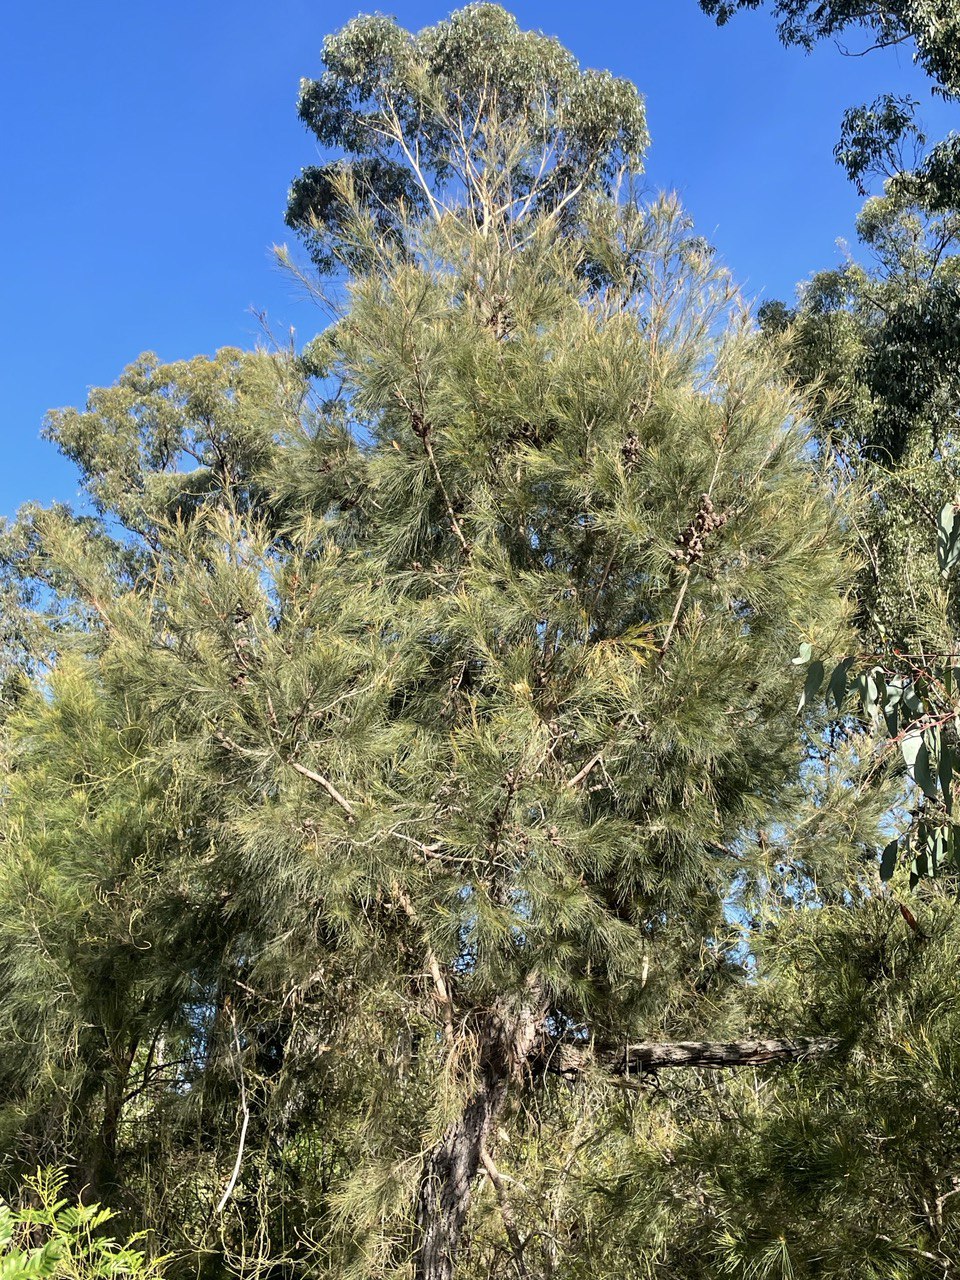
[
  {"xmin": 79, "ymin": 1037, "xmax": 137, "ymax": 1203},
  {"xmin": 413, "ymin": 1072, "xmax": 506, "ymax": 1280},
  {"xmin": 411, "ymin": 1024, "xmax": 833, "ymax": 1278},
  {"xmin": 413, "ymin": 994, "xmax": 541, "ymax": 1280}
]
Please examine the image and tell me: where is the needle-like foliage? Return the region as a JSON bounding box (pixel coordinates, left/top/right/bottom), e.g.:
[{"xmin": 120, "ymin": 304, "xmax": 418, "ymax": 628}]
[{"xmin": 0, "ymin": 8, "xmax": 856, "ymax": 1277}]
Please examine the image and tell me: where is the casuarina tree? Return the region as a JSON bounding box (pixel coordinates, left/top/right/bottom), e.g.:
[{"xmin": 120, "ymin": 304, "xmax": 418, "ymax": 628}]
[{"xmin": 0, "ymin": 8, "xmax": 851, "ymax": 1277}]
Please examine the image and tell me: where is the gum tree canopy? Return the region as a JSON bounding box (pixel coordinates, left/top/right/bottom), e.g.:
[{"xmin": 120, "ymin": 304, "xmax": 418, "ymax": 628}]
[
  {"xmin": 700, "ymin": 0, "xmax": 960, "ymax": 205},
  {"xmin": 705, "ymin": 1, "xmax": 960, "ymax": 887},
  {"xmin": 0, "ymin": 7, "xmax": 850, "ymax": 1278}
]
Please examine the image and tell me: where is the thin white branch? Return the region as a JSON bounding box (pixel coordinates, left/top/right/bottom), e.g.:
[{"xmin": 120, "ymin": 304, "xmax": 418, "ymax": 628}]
[{"xmin": 215, "ymin": 1015, "xmax": 251, "ymax": 1216}]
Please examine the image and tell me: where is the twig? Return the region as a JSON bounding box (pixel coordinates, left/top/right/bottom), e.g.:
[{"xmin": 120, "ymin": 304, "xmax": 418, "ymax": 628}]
[
  {"xmin": 480, "ymin": 1145, "xmax": 530, "ymax": 1278},
  {"xmin": 566, "ymin": 751, "xmax": 603, "ymax": 790},
  {"xmin": 214, "ymin": 727, "xmax": 357, "ymax": 819},
  {"xmin": 394, "ymin": 885, "xmax": 456, "ymax": 1048},
  {"xmin": 660, "ymin": 573, "xmax": 691, "ymax": 655},
  {"xmin": 288, "ymin": 760, "xmax": 356, "ymax": 819},
  {"xmin": 420, "ymin": 427, "xmax": 472, "ymax": 554},
  {"xmin": 215, "ymin": 1014, "xmax": 250, "ymax": 1216}
]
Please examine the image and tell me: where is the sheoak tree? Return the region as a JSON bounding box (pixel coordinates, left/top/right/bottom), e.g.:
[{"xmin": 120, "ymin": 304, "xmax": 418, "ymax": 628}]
[{"xmin": 1, "ymin": 8, "xmax": 852, "ymax": 1277}]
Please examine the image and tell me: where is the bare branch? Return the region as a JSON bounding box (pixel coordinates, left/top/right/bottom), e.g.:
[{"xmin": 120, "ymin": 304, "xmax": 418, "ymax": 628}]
[
  {"xmin": 215, "ymin": 1012, "xmax": 251, "ymax": 1216},
  {"xmin": 618, "ymin": 1036, "xmax": 839, "ymax": 1070},
  {"xmin": 395, "ymin": 885, "xmax": 457, "ymax": 1049},
  {"xmin": 552, "ymin": 1036, "xmax": 839, "ymax": 1077},
  {"xmin": 288, "ymin": 760, "xmax": 357, "ymax": 818},
  {"xmin": 480, "ymin": 1145, "xmax": 530, "ymax": 1278}
]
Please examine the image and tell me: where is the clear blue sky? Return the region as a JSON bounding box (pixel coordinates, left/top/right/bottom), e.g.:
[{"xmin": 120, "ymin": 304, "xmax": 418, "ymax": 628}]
[{"xmin": 1, "ymin": 0, "xmax": 954, "ymax": 518}]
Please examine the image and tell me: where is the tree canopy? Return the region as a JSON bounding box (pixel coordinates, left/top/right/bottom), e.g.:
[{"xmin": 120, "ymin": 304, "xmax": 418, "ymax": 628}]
[
  {"xmin": 4, "ymin": 5, "xmax": 960, "ymax": 1279},
  {"xmin": 715, "ymin": 0, "xmax": 960, "ymax": 887},
  {"xmin": 701, "ymin": 0, "xmax": 960, "ymax": 205}
]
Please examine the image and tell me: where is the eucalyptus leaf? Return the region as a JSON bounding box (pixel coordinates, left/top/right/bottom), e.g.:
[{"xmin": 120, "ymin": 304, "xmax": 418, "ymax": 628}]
[
  {"xmin": 901, "ymin": 731, "xmax": 936, "ymax": 799},
  {"xmin": 940, "ymin": 743, "xmax": 955, "ymax": 814},
  {"xmin": 853, "ymin": 668, "xmax": 885, "ymax": 727},
  {"xmin": 799, "ymin": 659, "xmax": 825, "ymax": 712},
  {"xmin": 827, "ymin": 657, "xmax": 853, "ymax": 713},
  {"xmin": 879, "ymin": 837, "xmax": 899, "ymax": 882},
  {"xmin": 792, "ymin": 641, "xmax": 814, "ymax": 666},
  {"xmin": 938, "ymin": 501, "xmax": 960, "ymax": 575}
]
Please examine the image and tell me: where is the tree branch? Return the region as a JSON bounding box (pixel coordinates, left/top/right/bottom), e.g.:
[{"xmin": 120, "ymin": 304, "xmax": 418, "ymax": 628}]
[
  {"xmin": 394, "ymin": 885, "xmax": 457, "ymax": 1049},
  {"xmin": 480, "ymin": 1145, "xmax": 530, "ymax": 1279},
  {"xmin": 553, "ymin": 1036, "xmax": 839, "ymax": 1077},
  {"xmin": 288, "ymin": 760, "xmax": 356, "ymax": 819},
  {"xmin": 617, "ymin": 1036, "xmax": 838, "ymax": 1070},
  {"xmin": 215, "ymin": 1011, "xmax": 251, "ymax": 1216}
]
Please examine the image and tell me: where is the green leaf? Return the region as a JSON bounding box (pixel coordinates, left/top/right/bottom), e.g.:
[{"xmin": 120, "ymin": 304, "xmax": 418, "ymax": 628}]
[
  {"xmin": 902, "ymin": 681, "xmax": 923, "ymax": 715},
  {"xmin": 827, "ymin": 657, "xmax": 853, "ymax": 713},
  {"xmin": 930, "ymin": 826, "xmax": 946, "ymax": 875},
  {"xmin": 791, "ymin": 641, "xmax": 814, "ymax": 666},
  {"xmin": 853, "ymin": 668, "xmax": 884, "ymax": 727},
  {"xmin": 900, "ymin": 731, "xmax": 936, "ymax": 799},
  {"xmin": 799, "ymin": 659, "xmax": 825, "ymax": 712},
  {"xmin": 916, "ymin": 747, "xmax": 937, "ymax": 800},
  {"xmin": 938, "ymin": 500, "xmax": 960, "ymax": 575},
  {"xmin": 880, "ymin": 837, "xmax": 899, "ymax": 881},
  {"xmin": 882, "ymin": 675, "xmax": 906, "ymax": 737},
  {"xmin": 939, "ymin": 745, "xmax": 954, "ymax": 814},
  {"xmin": 922, "ymin": 725, "xmax": 942, "ymax": 800}
]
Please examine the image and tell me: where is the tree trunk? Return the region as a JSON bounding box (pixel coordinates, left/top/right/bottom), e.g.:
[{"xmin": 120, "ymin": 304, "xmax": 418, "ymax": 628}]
[
  {"xmin": 413, "ymin": 1072, "xmax": 506, "ymax": 1280},
  {"xmin": 413, "ymin": 993, "xmax": 541, "ymax": 1280},
  {"xmin": 78, "ymin": 1036, "xmax": 137, "ymax": 1203}
]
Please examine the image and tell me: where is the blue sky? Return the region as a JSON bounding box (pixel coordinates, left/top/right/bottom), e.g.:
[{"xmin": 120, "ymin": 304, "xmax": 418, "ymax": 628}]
[{"xmin": 1, "ymin": 0, "xmax": 954, "ymax": 518}]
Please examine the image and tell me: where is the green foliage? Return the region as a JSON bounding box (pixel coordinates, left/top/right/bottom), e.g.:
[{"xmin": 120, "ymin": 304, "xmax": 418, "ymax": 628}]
[
  {"xmin": 702, "ymin": 0, "xmax": 960, "ymax": 901},
  {"xmin": 754, "ymin": 140, "xmax": 960, "ymax": 891},
  {"xmin": 765, "ymin": 188, "xmax": 960, "ymax": 657},
  {"xmin": 286, "ymin": 3, "xmax": 648, "ymax": 271},
  {"xmin": 797, "ymin": 637, "xmax": 960, "ymax": 882},
  {"xmin": 834, "ymin": 93, "xmax": 926, "ymax": 195},
  {"xmin": 1, "ymin": 7, "xmax": 929, "ymax": 1279},
  {"xmin": 0, "ymin": 1169, "xmax": 164, "ymax": 1280},
  {"xmin": 494, "ymin": 893, "xmax": 960, "ymax": 1280},
  {"xmin": 3, "ymin": 100, "xmax": 851, "ymax": 1280},
  {"xmin": 700, "ymin": 0, "xmax": 960, "ymax": 209}
]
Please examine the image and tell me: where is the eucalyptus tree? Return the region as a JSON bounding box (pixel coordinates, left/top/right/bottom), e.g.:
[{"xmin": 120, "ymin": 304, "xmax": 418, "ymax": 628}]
[
  {"xmin": 0, "ymin": 8, "xmax": 853, "ymax": 1278},
  {"xmin": 698, "ymin": 1, "xmax": 960, "ymax": 885},
  {"xmin": 753, "ymin": 145, "xmax": 960, "ymax": 887},
  {"xmin": 699, "ymin": 0, "xmax": 960, "ymax": 208}
]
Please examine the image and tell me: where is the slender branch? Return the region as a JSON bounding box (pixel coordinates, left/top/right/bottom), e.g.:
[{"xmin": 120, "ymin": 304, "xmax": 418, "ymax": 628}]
[
  {"xmin": 480, "ymin": 1145, "xmax": 530, "ymax": 1279},
  {"xmin": 213, "ymin": 727, "xmax": 357, "ymax": 820},
  {"xmin": 659, "ymin": 573, "xmax": 690, "ymax": 655},
  {"xmin": 420, "ymin": 426, "xmax": 472, "ymax": 554},
  {"xmin": 834, "ymin": 32, "xmax": 910, "ymax": 57},
  {"xmin": 215, "ymin": 1013, "xmax": 250, "ymax": 1216},
  {"xmin": 288, "ymin": 760, "xmax": 356, "ymax": 819},
  {"xmin": 395, "ymin": 885, "xmax": 457, "ymax": 1048},
  {"xmin": 566, "ymin": 751, "xmax": 603, "ymax": 790}
]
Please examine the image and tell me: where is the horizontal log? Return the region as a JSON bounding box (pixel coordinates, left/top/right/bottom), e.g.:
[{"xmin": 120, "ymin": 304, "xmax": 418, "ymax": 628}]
[
  {"xmin": 617, "ymin": 1037, "xmax": 838, "ymax": 1071},
  {"xmin": 548, "ymin": 1036, "xmax": 838, "ymax": 1078}
]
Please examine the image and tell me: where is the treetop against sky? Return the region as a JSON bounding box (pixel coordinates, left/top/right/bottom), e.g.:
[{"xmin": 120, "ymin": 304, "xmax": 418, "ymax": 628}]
[{"xmin": 0, "ymin": 0, "xmax": 953, "ymax": 519}]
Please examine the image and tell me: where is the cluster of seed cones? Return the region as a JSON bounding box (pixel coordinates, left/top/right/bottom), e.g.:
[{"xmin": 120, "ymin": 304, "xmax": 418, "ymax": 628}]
[{"xmin": 669, "ymin": 493, "xmax": 729, "ymax": 567}]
